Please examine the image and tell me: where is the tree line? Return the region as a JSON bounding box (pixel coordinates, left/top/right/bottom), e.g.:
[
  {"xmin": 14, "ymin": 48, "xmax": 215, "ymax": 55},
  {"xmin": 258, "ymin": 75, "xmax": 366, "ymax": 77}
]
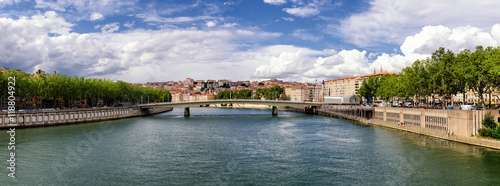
[
  {"xmin": 0, "ymin": 70, "xmax": 171, "ymax": 108},
  {"xmin": 215, "ymin": 85, "xmax": 284, "ymax": 100},
  {"xmin": 359, "ymin": 45, "xmax": 500, "ymax": 109}
]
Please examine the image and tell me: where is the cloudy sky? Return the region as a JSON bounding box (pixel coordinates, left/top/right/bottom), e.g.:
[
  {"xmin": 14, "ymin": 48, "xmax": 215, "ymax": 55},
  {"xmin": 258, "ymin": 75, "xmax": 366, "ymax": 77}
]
[{"xmin": 1, "ymin": 0, "xmax": 500, "ymax": 83}]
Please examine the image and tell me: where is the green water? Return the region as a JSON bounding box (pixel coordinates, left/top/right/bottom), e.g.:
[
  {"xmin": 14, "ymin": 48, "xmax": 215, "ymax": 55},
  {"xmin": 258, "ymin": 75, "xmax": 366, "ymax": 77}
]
[{"xmin": 1, "ymin": 107, "xmax": 500, "ymax": 185}]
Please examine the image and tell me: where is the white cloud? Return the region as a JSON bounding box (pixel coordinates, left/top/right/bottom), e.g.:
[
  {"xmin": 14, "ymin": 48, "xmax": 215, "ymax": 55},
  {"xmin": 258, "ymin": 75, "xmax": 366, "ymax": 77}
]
[
  {"xmin": 4, "ymin": 11, "xmax": 500, "ymax": 84},
  {"xmin": 206, "ymin": 21, "xmax": 216, "ymax": 27},
  {"xmin": 338, "ymin": 0, "xmax": 500, "ymax": 47},
  {"xmin": 0, "ymin": 0, "xmax": 22, "ymax": 7},
  {"xmin": 34, "ymin": 0, "xmax": 137, "ymax": 21},
  {"xmin": 255, "ymin": 24, "xmax": 500, "ymax": 82},
  {"xmin": 283, "ymin": 5, "xmax": 320, "ymax": 17},
  {"xmin": 280, "ymin": 0, "xmax": 331, "ymax": 17},
  {"xmin": 123, "ymin": 21, "xmax": 134, "ymax": 28},
  {"xmin": 281, "ymin": 17, "xmax": 294, "ymax": 22},
  {"xmin": 263, "ymin": 0, "xmax": 287, "ymax": 5},
  {"xmin": 291, "ymin": 29, "xmax": 322, "ymax": 41},
  {"xmin": 136, "ymin": 14, "xmax": 214, "ymax": 24},
  {"xmin": 0, "ymin": 11, "xmax": 283, "ymax": 83},
  {"xmin": 90, "ymin": 12, "xmax": 104, "ymax": 21},
  {"xmin": 101, "ymin": 22, "xmax": 120, "ymax": 33}
]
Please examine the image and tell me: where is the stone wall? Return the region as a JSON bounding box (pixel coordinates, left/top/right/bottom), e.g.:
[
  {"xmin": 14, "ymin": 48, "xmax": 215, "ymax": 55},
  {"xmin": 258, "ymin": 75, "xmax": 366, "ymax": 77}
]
[
  {"xmin": 0, "ymin": 107, "xmax": 172, "ymax": 129},
  {"xmin": 374, "ymin": 107, "xmax": 489, "ymax": 137}
]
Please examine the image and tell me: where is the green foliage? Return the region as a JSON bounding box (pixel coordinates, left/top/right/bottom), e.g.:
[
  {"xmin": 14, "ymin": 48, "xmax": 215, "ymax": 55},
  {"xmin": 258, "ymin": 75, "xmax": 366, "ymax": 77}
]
[
  {"xmin": 478, "ymin": 112, "xmax": 500, "ymax": 139},
  {"xmin": 359, "ymin": 76, "xmax": 380, "ymax": 103},
  {"xmin": 215, "ymin": 90, "xmax": 235, "ymax": 99},
  {"xmin": 376, "ymin": 74, "xmax": 399, "ymax": 100},
  {"xmin": 0, "ymin": 70, "xmax": 171, "ymax": 108},
  {"xmin": 236, "ymin": 89, "xmax": 252, "ymax": 99},
  {"xmin": 478, "ymin": 128, "xmax": 494, "ymax": 137},
  {"xmin": 378, "ymin": 45, "xmax": 500, "ymax": 108},
  {"xmin": 482, "ymin": 112, "xmax": 497, "ymax": 129},
  {"xmin": 255, "ymin": 85, "xmax": 284, "ymax": 100}
]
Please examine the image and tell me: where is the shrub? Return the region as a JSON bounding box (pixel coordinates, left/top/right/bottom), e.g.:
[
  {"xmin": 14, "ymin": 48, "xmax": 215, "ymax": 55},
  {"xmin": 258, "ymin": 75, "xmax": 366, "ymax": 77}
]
[
  {"xmin": 479, "ymin": 128, "xmax": 494, "ymax": 137},
  {"xmin": 482, "ymin": 112, "xmax": 497, "ymax": 129},
  {"xmin": 494, "ymin": 125, "xmax": 500, "ymax": 139}
]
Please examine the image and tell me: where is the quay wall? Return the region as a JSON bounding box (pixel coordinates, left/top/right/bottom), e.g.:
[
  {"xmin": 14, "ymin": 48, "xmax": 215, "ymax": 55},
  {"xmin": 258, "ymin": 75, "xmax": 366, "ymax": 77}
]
[
  {"xmin": 0, "ymin": 107, "xmax": 172, "ymax": 129},
  {"xmin": 281, "ymin": 105, "xmax": 500, "ymax": 150}
]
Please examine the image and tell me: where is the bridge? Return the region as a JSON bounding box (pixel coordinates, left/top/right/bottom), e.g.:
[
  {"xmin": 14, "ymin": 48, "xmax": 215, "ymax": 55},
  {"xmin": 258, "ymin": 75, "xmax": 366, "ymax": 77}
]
[{"xmin": 138, "ymin": 99, "xmax": 322, "ymax": 116}]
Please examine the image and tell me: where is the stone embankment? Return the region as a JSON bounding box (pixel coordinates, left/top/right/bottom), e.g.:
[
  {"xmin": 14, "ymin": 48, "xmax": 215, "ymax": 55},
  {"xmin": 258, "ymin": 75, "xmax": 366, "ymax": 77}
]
[
  {"xmin": 0, "ymin": 106, "xmax": 172, "ymax": 129},
  {"xmin": 281, "ymin": 105, "xmax": 500, "ymax": 150}
]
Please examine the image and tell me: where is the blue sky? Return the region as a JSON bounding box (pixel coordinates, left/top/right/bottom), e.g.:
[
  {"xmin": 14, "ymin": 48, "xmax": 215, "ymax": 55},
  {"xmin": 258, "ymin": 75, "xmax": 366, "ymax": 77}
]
[{"xmin": 1, "ymin": 0, "xmax": 500, "ymax": 83}]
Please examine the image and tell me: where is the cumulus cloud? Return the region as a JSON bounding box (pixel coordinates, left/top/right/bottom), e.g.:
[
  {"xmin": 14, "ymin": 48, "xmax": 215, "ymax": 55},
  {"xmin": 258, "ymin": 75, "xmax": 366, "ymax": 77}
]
[
  {"xmin": 254, "ymin": 24, "xmax": 500, "ymax": 82},
  {"xmin": 0, "ymin": 0, "xmax": 22, "ymax": 7},
  {"xmin": 279, "ymin": 0, "xmax": 331, "ymax": 17},
  {"xmin": 123, "ymin": 21, "xmax": 134, "ymax": 28},
  {"xmin": 263, "ymin": 0, "xmax": 287, "ymax": 5},
  {"xmin": 101, "ymin": 22, "xmax": 120, "ymax": 33},
  {"xmin": 0, "ymin": 11, "xmax": 284, "ymax": 83},
  {"xmin": 337, "ymin": 0, "xmax": 500, "ymax": 47},
  {"xmin": 3, "ymin": 11, "xmax": 500, "ymax": 84},
  {"xmin": 34, "ymin": 0, "xmax": 137, "ymax": 21},
  {"xmin": 291, "ymin": 29, "xmax": 322, "ymax": 41},
  {"xmin": 283, "ymin": 5, "xmax": 320, "ymax": 17},
  {"xmin": 281, "ymin": 17, "xmax": 294, "ymax": 22},
  {"xmin": 90, "ymin": 12, "xmax": 104, "ymax": 21},
  {"xmin": 206, "ymin": 21, "xmax": 216, "ymax": 27}
]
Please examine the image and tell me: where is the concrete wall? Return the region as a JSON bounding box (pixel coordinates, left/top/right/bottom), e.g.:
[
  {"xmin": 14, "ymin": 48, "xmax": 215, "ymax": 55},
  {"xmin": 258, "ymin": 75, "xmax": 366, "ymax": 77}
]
[
  {"xmin": 374, "ymin": 107, "xmax": 488, "ymax": 137},
  {"xmin": 0, "ymin": 107, "xmax": 172, "ymax": 129}
]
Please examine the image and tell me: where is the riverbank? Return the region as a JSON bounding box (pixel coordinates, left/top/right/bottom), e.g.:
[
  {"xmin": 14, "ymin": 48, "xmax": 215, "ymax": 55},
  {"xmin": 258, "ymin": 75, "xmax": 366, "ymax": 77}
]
[
  {"xmin": 281, "ymin": 106, "xmax": 500, "ymax": 150},
  {"xmin": 0, "ymin": 106, "xmax": 173, "ymax": 129}
]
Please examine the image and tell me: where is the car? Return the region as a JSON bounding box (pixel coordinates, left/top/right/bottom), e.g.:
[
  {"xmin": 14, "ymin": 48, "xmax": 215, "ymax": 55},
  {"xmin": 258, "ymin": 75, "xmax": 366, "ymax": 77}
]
[{"xmin": 460, "ymin": 105, "xmax": 474, "ymax": 110}]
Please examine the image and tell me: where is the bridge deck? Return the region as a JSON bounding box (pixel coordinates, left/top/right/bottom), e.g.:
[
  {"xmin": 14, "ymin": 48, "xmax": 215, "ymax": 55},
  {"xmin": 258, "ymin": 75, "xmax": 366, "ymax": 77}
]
[{"xmin": 139, "ymin": 99, "xmax": 322, "ymax": 108}]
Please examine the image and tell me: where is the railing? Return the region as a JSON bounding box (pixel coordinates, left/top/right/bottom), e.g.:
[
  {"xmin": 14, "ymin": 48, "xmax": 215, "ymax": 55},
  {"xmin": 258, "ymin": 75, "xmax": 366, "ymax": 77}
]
[{"xmin": 369, "ymin": 119, "xmax": 500, "ymax": 150}]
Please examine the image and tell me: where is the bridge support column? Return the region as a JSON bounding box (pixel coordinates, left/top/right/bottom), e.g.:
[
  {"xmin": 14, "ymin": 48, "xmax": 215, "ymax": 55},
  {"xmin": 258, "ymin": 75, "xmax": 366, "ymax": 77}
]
[
  {"xmin": 272, "ymin": 106, "xmax": 278, "ymax": 116},
  {"xmin": 184, "ymin": 107, "xmax": 190, "ymax": 117}
]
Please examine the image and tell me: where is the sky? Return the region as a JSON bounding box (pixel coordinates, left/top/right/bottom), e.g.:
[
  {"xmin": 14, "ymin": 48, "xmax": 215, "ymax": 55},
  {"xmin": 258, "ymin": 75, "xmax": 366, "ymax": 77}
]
[{"xmin": 1, "ymin": 0, "xmax": 500, "ymax": 83}]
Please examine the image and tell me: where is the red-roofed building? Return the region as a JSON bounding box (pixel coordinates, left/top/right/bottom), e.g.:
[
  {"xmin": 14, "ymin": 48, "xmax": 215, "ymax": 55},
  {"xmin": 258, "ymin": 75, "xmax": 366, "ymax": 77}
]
[{"xmin": 324, "ymin": 68, "xmax": 398, "ymax": 98}]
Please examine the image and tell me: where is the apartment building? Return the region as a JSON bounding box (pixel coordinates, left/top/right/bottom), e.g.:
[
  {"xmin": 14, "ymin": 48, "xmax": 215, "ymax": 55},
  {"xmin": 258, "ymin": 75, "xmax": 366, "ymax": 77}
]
[{"xmin": 324, "ymin": 69, "xmax": 397, "ymax": 98}]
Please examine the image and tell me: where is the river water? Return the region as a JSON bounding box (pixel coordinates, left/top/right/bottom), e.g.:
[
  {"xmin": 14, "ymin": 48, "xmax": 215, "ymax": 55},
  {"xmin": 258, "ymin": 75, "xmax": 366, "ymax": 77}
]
[{"xmin": 2, "ymin": 107, "xmax": 500, "ymax": 185}]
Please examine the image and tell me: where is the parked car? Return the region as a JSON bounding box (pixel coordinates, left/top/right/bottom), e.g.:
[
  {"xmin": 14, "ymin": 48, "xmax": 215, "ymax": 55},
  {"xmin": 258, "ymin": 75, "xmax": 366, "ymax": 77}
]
[
  {"xmin": 404, "ymin": 102, "xmax": 413, "ymax": 108},
  {"xmin": 460, "ymin": 105, "xmax": 475, "ymax": 110}
]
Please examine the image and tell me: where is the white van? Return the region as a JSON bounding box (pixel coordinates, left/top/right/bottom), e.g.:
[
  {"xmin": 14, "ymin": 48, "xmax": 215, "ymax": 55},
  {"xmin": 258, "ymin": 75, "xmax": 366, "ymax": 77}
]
[{"xmin": 460, "ymin": 105, "xmax": 473, "ymax": 110}]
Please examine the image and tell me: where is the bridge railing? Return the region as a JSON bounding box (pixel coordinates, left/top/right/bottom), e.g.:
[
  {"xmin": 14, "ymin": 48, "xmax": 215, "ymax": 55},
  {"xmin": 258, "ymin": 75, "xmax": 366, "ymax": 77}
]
[{"xmin": 139, "ymin": 99, "xmax": 323, "ymax": 105}]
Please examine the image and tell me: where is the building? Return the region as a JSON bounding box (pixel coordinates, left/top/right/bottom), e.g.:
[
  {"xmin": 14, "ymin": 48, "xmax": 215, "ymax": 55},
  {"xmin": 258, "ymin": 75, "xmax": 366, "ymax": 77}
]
[
  {"xmin": 290, "ymin": 85, "xmax": 308, "ymax": 102},
  {"xmin": 183, "ymin": 78, "xmax": 194, "ymax": 87},
  {"xmin": 323, "ymin": 69, "xmax": 397, "ymax": 98},
  {"xmin": 284, "ymin": 86, "xmax": 292, "ymax": 100}
]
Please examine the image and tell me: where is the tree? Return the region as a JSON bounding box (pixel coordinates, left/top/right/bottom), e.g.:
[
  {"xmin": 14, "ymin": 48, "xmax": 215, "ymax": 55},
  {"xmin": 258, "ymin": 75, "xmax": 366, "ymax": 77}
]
[
  {"xmin": 236, "ymin": 89, "xmax": 252, "ymax": 99},
  {"xmin": 466, "ymin": 46, "xmax": 491, "ymax": 109},
  {"xmin": 359, "ymin": 76, "xmax": 380, "ymax": 104},
  {"xmin": 455, "ymin": 49, "xmax": 472, "ymax": 105},
  {"xmin": 430, "ymin": 47, "xmax": 458, "ymax": 109},
  {"xmin": 376, "ymin": 74, "xmax": 399, "ymax": 101}
]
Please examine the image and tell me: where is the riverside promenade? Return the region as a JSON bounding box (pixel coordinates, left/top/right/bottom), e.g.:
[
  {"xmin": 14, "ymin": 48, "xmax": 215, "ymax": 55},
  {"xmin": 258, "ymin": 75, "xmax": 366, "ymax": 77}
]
[
  {"xmin": 282, "ymin": 105, "xmax": 500, "ymax": 150},
  {"xmin": 0, "ymin": 106, "xmax": 172, "ymax": 129}
]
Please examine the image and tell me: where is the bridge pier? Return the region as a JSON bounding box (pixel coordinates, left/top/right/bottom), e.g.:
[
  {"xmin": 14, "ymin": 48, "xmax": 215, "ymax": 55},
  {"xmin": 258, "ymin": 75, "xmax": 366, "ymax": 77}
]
[
  {"xmin": 184, "ymin": 107, "xmax": 190, "ymax": 117},
  {"xmin": 272, "ymin": 106, "xmax": 278, "ymax": 116}
]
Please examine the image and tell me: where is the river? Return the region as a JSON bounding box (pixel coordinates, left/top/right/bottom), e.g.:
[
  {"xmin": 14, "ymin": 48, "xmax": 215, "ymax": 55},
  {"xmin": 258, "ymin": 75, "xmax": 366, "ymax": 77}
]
[{"xmin": 1, "ymin": 107, "xmax": 500, "ymax": 185}]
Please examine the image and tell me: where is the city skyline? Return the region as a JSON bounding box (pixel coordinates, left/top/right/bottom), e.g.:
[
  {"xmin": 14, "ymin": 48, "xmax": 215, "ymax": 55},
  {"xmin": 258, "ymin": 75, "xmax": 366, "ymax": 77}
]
[{"xmin": 1, "ymin": 0, "xmax": 500, "ymax": 83}]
